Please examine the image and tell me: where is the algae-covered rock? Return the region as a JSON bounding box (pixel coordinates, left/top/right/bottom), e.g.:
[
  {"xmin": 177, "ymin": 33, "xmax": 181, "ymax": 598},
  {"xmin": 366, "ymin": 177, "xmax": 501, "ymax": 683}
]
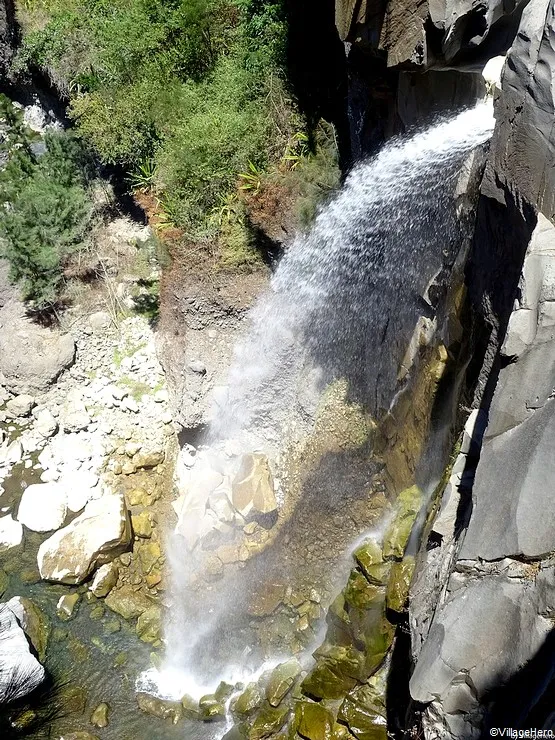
[
  {"xmin": 361, "ymin": 617, "xmax": 395, "ymax": 676},
  {"xmin": 198, "ymin": 694, "xmax": 226, "ymax": 721},
  {"xmin": 136, "ymin": 692, "xmax": 183, "ymax": 724},
  {"xmin": 382, "ymin": 486, "xmax": 421, "ymax": 560},
  {"xmin": 232, "ymin": 682, "xmax": 264, "ymax": 716},
  {"xmin": 7, "ymin": 596, "xmax": 50, "ymax": 662},
  {"xmin": 215, "ymin": 681, "xmax": 235, "ymax": 701},
  {"xmin": 385, "ymin": 557, "xmax": 415, "ymax": 613},
  {"xmin": 136, "ymin": 604, "xmax": 162, "ymax": 643},
  {"xmin": 181, "ymin": 693, "xmax": 200, "ymax": 719},
  {"xmin": 294, "ymin": 701, "xmax": 335, "ymax": 740},
  {"xmin": 132, "ymin": 510, "xmax": 154, "ymax": 538},
  {"xmin": 105, "ymin": 585, "xmax": 154, "ymax": 620},
  {"xmin": 266, "ymin": 659, "xmax": 301, "ymax": 707},
  {"xmin": 344, "ymin": 571, "xmax": 384, "ymax": 611},
  {"xmin": 90, "ymin": 702, "xmax": 110, "ymax": 728},
  {"xmin": 353, "ymin": 540, "xmax": 383, "ymax": 575},
  {"xmin": 60, "ymin": 733, "xmax": 100, "ymax": 740},
  {"xmin": 0, "ymin": 569, "xmax": 9, "ymax": 597},
  {"xmin": 248, "ymin": 703, "xmax": 289, "ymax": 739},
  {"xmin": 338, "ymin": 682, "xmax": 387, "ymax": 740},
  {"xmin": 301, "ymin": 659, "xmax": 357, "ymax": 701}
]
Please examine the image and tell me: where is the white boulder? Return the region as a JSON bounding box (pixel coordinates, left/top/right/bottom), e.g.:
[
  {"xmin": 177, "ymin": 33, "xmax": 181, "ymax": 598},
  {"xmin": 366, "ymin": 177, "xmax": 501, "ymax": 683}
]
[
  {"xmin": 0, "ymin": 515, "xmax": 23, "ymax": 552},
  {"xmin": 18, "ymin": 483, "xmax": 67, "ymax": 532}
]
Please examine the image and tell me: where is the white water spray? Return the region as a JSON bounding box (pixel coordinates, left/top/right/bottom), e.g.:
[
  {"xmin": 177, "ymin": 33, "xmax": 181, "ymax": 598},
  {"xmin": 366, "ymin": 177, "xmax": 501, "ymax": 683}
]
[{"xmin": 140, "ymin": 101, "xmax": 495, "ymax": 706}]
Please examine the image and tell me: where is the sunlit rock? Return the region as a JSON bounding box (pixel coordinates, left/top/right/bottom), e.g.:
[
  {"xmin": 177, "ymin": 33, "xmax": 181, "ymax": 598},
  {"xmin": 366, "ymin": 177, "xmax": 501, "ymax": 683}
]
[
  {"xmin": 90, "ymin": 562, "xmax": 119, "ymax": 598},
  {"xmin": 18, "ymin": 482, "xmax": 67, "ymax": 532},
  {"xmin": 265, "ymin": 658, "xmax": 301, "ymax": 707},
  {"xmin": 0, "ymin": 602, "xmax": 45, "ymax": 702},
  {"xmin": 0, "ymin": 514, "xmax": 23, "ymax": 552},
  {"xmin": 231, "ymin": 453, "xmax": 277, "ymax": 518},
  {"xmin": 37, "ymin": 493, "xmax": 131, "ymax": 584}
]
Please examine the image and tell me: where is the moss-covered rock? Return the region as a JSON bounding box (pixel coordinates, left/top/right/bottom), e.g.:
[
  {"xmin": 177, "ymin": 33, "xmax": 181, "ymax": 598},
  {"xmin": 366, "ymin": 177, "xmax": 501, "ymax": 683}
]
[
  {"xmin": 248, "ymin": 703, "xmax": 289, "ymax": 739},
  {"xmin": 301, "ymin": 660, "xmax": 357, "ymax": 701},
  {"xmin": 199, "ymin": 694, "xmax": 226, "ymax": 722},
  {"xmin": 8, "ymin": 597, "xmax": 50, "ymax": 662},
  {"xmin": 385, "ymin": 557, "xmax": 415, "ymax": 613},
  {"xmin": 294, "ymin": 701, "xmax": 335, "ymax": 740},
  {"xmin": 136, "ymin": 692, "xmax": 183, "ymax": 724},
  {"xmin": 105, "ymin": 585, "xmax": 154, "ymax": 619},
  {"xmin": 215, "ymin": 681, "xmax": 235, "ymax": 701},
  {"xmin": 338, "ymin": 682, "xmax": 387, "ymax": 740},
  {"xmin": 90, "ymin": 702, "xmax": 110, "ymax": 728},
  {"xmin": 266, "ymin": 659, "xmax": 302, "ymax": 707},
  {"xmin": 181, "ymin": 693, "xmax": 199, "ymax": 719},
  {"xmin": 136, "ymin": 604, "xmax": 162, "ymax": 643},
  {"xmin": 57, "ymin": 593, "xmax": 80, "ymax": 621},
  {"xmin": 382, "ymin": 485, "xmax": 421, "ymax": 560},
  {"xmin": 344, "ymin": 571, "xmax": 384, "ymax": 611},
  {"xmin": 232, "ymin": 682, "xmax": 264, "ymax": 717}
]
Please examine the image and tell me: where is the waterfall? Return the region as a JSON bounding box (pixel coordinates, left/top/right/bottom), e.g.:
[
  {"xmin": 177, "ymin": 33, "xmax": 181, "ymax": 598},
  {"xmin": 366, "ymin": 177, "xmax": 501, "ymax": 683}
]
[{"xmin": 139, "ymin": 101, "xmax": 495, "ymax": 706}]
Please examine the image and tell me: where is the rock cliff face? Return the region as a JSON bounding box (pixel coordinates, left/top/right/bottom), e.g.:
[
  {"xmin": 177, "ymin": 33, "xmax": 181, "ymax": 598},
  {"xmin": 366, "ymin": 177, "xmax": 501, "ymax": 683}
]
[
  {"xmin": 405, "ymin": 0, "xmax": 555, "ymax": 736},
  {"xmin": 0, "ymin": 0, "xmax": 16, "ymax": 79}
]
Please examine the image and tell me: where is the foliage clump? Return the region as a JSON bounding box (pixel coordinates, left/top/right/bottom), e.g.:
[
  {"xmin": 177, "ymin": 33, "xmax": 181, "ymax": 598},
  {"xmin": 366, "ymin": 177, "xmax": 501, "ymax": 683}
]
[
  {"xmin": 14, "ymin": 0, "xmax": 340, "ymax": 249},
  {"xmin": 0, "ymin": 95, "xmax": 93, "ymax": 307}
]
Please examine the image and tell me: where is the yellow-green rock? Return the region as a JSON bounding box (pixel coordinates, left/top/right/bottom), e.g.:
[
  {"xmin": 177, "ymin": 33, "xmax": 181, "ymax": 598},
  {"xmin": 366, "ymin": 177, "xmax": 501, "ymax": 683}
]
[
  {"xmin": 136, "ymin": 692, "xmax": 183, "ymax": 724},
  {"xmin": 294, "ymin": 701, "xmax": 335, "ymax": 740},
  {"xmin": 382, "ymin": 486, "xmax": 421, "ymax": 560},
  {"xmin": 199, "ymin": 694, "xmax": 226, "ymax": 722},
  {"xmin": 301, "ymin": 660, "xmax": 357, "ymax": 701},
  {"xmin": 136, "ymin": 604, "xmax": 162, "ymax": 643},
  {"xmin": 105, "ymin": 585, "xmax": 153, "ymax": 619},
  {"xmin": 132, "ymin": 510, "xmax": 154, "ymax": 538},
  {"xmin": 232, "ymin": 682, "xmax": 263, "ymax": 717},
  {"xmin": 338, "ymin": 682, "xmax": 387, "ymax": 740},
  {"xmin": 266, "ymin": 659, "xmax": 301, "ymax": 707},
  {"xmin": 57, "ymin": 593, "xmax": 80, "ymax": 621},
  {"xmin": 344, "ymin": 571, "xmax": 384, "ymax": 611},
  {"xmin": 385, "ymin": 557, "xmax": 415, "ymax": 613},
  {"xmin": 248, "ymin": 703, "xmax": 289, "ymax": 739},
  {"xmin": 90, "ymin": 702, "xmax": 109, "ymax": 728}
]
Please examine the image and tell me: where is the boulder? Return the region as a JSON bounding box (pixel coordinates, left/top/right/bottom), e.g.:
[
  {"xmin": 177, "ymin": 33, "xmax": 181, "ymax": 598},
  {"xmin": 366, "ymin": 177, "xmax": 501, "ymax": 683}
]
[
  {"xmin": 136, "ymin": 692, "xmax": 183, "ymax": 724},
  {"xmin": 6, "ymin": 394, "xmax": 35, "ymax": 417},
  {"xmin": 265, "ymin": 659, "xmax": 301, "ymax": 707},
  {"xmin": 35, "ymin": 408, "xmax": 58, "ymax": 438},
  {"xmin": 0, "ymin": 515, "xmax": 23, "ymax": 552},
  {"xmin": 18, "ymin": 483, "xmax": 68, "ymax": 533},
  {"xmin": 6, "ymin": 596, "xmax": 50, "ymax": 662},
  {"xmin": 0, "ymin": 602, "xmax": 45, "ymax": 702},
  {"xmin": 104, "ymin": 585, "xmax": 154, "ymax": 620},
  {"xmin": 90, "ymin": 562, "xmax": 119, "ymax": 598},
  {"xmin": 231, "ymin": 453, "xmax": 277, "ymax": 518},
  {"xmin": 37, "ymin": 493, "xmax": 131, "ymax": 584},
  {"xmin": 0, "ymin": 323, "xmax": 75, "ymax": 393},
  {"xmin": 294, "ymin": 701, "xmax": 335, "ymax": 740}
]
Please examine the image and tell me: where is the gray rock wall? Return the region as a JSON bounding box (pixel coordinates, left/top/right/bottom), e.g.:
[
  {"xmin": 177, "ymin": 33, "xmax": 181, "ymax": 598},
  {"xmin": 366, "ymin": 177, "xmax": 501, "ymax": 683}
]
[{"xmin": 408, "ymin": 0, "xmax": 555, "ymax": 735}]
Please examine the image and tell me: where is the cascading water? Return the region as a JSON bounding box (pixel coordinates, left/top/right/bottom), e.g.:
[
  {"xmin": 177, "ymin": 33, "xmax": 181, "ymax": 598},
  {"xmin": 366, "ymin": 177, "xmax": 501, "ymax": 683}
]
[{"xmin": 140, "ymin": 102, "xmax": 495, "ymax": 711}]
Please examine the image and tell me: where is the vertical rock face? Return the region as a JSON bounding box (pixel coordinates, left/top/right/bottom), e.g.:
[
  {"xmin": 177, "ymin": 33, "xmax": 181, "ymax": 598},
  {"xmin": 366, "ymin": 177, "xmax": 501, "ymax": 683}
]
[{"xmin": 409, "ymin": 1, "xmax": 555, "ymax": 736}]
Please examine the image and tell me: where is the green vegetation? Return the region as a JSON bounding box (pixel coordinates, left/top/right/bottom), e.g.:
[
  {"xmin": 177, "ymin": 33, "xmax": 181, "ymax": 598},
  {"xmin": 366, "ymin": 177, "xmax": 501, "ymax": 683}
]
[
  {"xmin": 13, "ymin": 0, "xmax": 339, "ymax": 247},
  {"xmin": 0, "ymin": 95, "xmax": 93, "ymax": 307}
]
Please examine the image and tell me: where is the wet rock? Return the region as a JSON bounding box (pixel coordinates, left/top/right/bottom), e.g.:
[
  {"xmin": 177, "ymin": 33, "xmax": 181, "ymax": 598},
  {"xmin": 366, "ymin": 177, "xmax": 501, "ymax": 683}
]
[
  {"xmin": 56, "ymin": 593, "xmax": 80, "ymax": 621},
  {"xmin": 90, "ymin": 562, "xmax": 119, "ymax": 598},
  {"xmin": 232, "ymin": 682, "xmax": 264, "ymax": 717},
  {"xmin": 382, "ymin": 485, "xmax": 421, "ymax": 560},
  {"xmin": 0, "ymin": 514, "xmax": 23, "ymax": 552},
  {"xmin": 338, "ymin": 682, "xmax": 387, "ymax": 740},
  {"xmin": 266, "ymin": 659, "xmax": 301, "ymax": 707},
  {"xmin": 248, "ymin": 703, "xmax": 289, "ymax": 739},
  {"xmin": 198, "ymin": 694, "xmax": 226, "ymax": 721},
  {"xmin": 0, "ymin": 570, "xmax": 8, "ymax": 597},
  {"xmin": 136, "ymin": 692, "xmax": 183, "ymax": 724},
  {"xmin": 6, "ymin": 394, "xmax": 35, "ymax": 417},
  {"xmin": 385, "ymin": 557, "xmax": 415, "ymax": 613},
  {"xmin": 215, "ymin": 681, "xmax": 235, "ymax": 701},
  {"xmin": 294, "ymin": 701, "xmax": 335, "ymax": 740},
  {"xmin": 0, "ymin": 602, "xmax": 45, "ymax": 702},
  {"xmin": 90, "ymin": 702, "xmax": 110, "ymax": 728},
  {"xmin": 18, "ymin": 483, "xmax": 67, "ymax": 533},
  {"xmin": 60, "ymin": 732, "xmax": 100, "ymax": 740},
  {"xmin": 181, "ymin": 693, "xmax": 200, "ymax": 718},
  {"xmin": 301, "ymin": 659, "xmax": 358, "ymax": 701},
  {"xmin": 344, "ymin": 571, "xmax": 384, "ymax": 610},
  {"xmin": 6, "ymin": 596, "xmax": 50, "ymax": 662},
  {"xmin": 136, "ymin": 604, "xmax": 162, "ymax": 643},
  {"xmin": 38, "ymin": 493, "xmax": 131, "ymax": 584},
  {"xmin": 105, "ymin": 584, "xmax": 154, "ymax": 620},
  {"xmin": 232, "ymin": 453, "xmax": 277, "ymax": 519}
]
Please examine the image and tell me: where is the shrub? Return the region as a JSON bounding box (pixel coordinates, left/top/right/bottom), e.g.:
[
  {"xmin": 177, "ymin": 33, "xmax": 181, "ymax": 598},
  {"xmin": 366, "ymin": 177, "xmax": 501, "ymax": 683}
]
[{"xmin": 0, "ymin": 120, "xmax": 93, "ymax": 307}]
